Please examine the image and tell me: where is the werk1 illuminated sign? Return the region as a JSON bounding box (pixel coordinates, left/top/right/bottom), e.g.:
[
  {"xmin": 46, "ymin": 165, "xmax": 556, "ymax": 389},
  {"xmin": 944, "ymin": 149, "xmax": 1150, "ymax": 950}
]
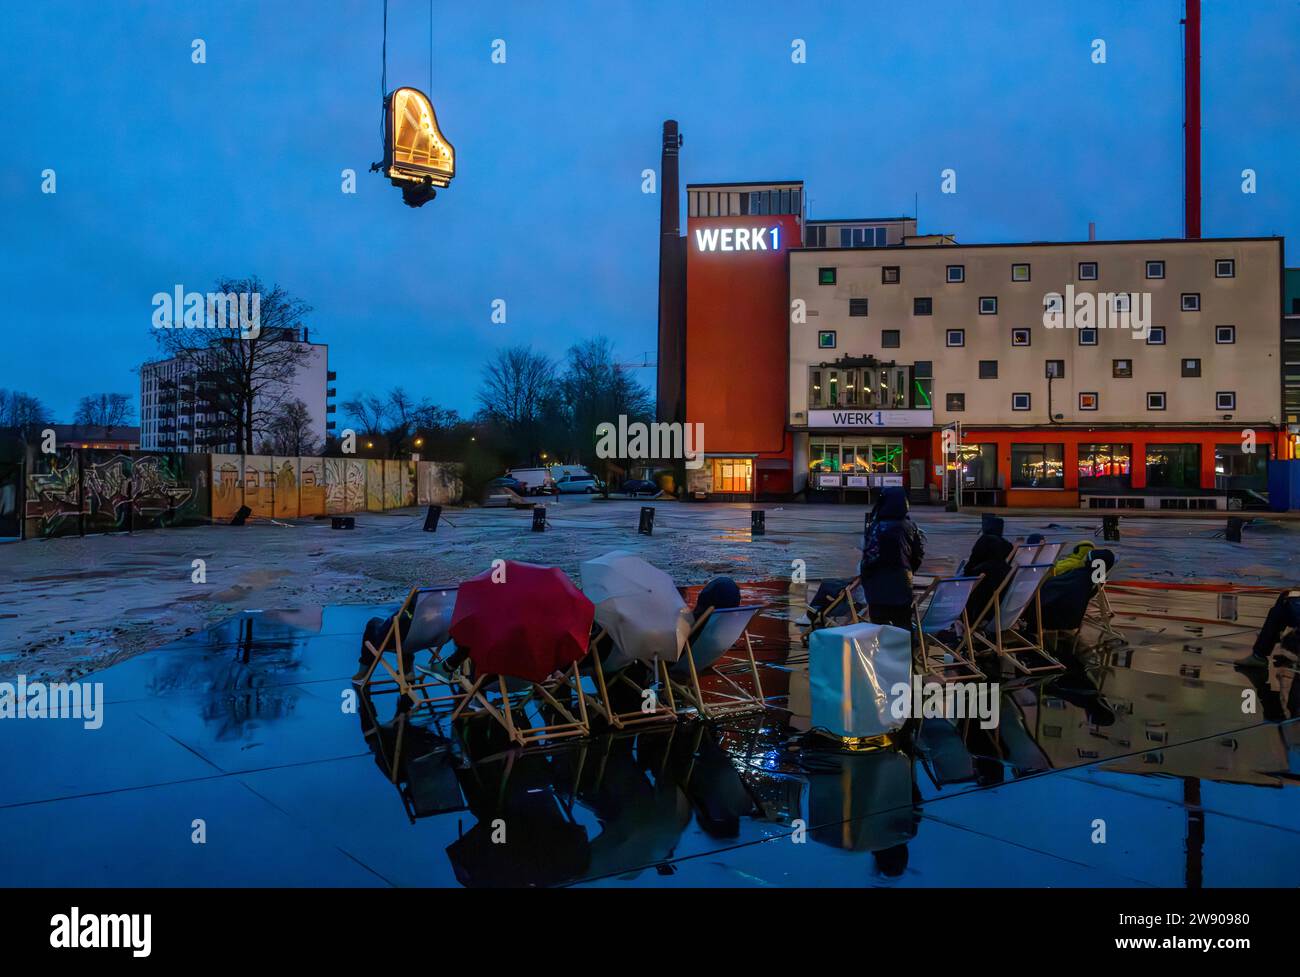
[
  {"xmin": 807, "ymin": 409, "xmax": 934, "ymax": 428},
  {"xmin": 693, "ymin": 226, "xmax": 782, "ymax": 253}
]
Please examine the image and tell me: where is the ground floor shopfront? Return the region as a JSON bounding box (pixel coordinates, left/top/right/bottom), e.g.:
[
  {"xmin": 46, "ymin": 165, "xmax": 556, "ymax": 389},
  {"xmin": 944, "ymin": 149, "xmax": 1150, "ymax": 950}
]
[
  {"xmin": 939, "ymin": 426, "xmax": 1284, "ymax": 510},
  {"xmin": 684, "ymin": 426, "xmax": 1283, "ymax": 509}
]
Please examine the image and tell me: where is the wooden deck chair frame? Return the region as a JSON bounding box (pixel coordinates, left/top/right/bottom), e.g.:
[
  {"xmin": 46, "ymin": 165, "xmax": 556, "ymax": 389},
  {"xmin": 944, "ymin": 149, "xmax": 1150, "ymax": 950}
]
[
  {"xmin": 359, "ymin": 585, "xmax": 466, "ymax": 716},
  {"xmin": 1082, "ymin": 581, "xmax": 1125, "ymax": 643},
  {"xmin": 913, "ymin": 575, "xmax": 986, "ymax": 683},
  {"xmin": 800, "ymin": 577, "xmax": 863, "ymax": 645},
  {"xmin": 668, "ymin": 605, "xmax": 767, "ymax": 721},
  {"xmin": 967, "ymin": 564, "xmax": 1065, "ymax": 675},
  {"xmin": 581, "ymin": 627, "xmax": 678, "ymax": 731},
  {"xmin": 448, "ymin": 660, "xmax": 591, "ymax": 749}
]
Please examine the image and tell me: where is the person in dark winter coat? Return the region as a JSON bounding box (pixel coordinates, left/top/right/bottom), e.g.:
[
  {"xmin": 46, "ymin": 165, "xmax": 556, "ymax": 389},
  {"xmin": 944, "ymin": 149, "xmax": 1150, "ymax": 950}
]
[
  {"xmin": 1025, "ymin": 548, "xmax": 1116, "ymax": 632},
  {"xmin": 1236, "ymin": 590, "xmax": 1300, "ymax": 668},
  {"xmin": 963, "ymin": 533, "xmax": 1014, "ymax": 622},
  {"xmin": 858, "ymin": 486, "xmax": 925, "ymax": 629},
  {"xmin": 693, "ymin": 576, "xmax": 741, "ymax": 621}
]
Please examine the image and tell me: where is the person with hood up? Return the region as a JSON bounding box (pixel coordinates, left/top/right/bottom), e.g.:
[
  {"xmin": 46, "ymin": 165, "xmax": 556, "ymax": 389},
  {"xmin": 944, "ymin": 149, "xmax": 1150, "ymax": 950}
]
[
  {"xmin": 963, "ymin": 533, "xmax": 1014, "ymax": 622},
  {"xmin": 858, "ymin": 486, "xmax": 925, "ymax": 630}
]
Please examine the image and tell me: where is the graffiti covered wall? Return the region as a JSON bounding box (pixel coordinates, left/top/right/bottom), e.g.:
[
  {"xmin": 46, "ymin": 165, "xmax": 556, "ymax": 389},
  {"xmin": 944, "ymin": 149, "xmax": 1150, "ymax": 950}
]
[{"xmin": 20, "ymin": 449, "xmax": 460, "ymax": 538}]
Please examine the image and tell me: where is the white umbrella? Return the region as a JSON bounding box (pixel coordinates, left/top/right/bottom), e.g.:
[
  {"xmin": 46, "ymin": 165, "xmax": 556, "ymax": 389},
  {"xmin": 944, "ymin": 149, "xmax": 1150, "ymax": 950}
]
[{"xmin": 580, "ymin": 550, "xmax": 692, "ymax": 670}]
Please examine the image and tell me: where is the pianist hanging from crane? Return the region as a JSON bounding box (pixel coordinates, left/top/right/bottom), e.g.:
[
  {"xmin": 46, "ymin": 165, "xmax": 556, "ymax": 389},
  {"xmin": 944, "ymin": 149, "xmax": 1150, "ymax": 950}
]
[{"xmin": 371, "ymin": 0, "xmax": 455, "ymax": 208}]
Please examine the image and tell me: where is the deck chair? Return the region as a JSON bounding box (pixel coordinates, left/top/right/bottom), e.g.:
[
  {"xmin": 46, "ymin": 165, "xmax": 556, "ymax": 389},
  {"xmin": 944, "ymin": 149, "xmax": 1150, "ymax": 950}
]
[
  {"xmin": 1010, "ymin": 541, "xmax": 1061, "ymax": 568},
  {"xmin": 581, "ymin": 627, "xmax": 679, "ymax": 731},
  {"xmin": 968, "ymin": 563, "xmax": 1064, "ymax": 675},
  {"xmin": 448, "ymin": 658, "xmax": 592, "ymax": 749},
  {"xmin": 668, "ymin": 605, "xmax": 767, "ymax": 721},
  {"xmin": 1081, "ymin": 580, "xmax": 1124, "ymax": 643},
  {"xmin": 913, "ymin": 575, "xmax": 986, "ymax": 682},
  {"xmin": 800, "ymin": 577, "xmax": 864, "ymax": 644},
  {"xmin": 359, "ymin": 586, "xmax": 465, "ymax": 715}
]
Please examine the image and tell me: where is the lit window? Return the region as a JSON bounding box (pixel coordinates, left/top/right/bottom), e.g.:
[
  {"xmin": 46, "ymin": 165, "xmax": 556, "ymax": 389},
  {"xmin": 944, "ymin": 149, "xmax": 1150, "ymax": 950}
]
[
  {"xmin": 1079, "ymin": 392, "xmax": 1099, "ymax": 411},
  {"xmin": 882, "ymin": 266, "xmax": 900, "ymax": 284},
  {"xmin": 1181, "ymin": 358, "xmax": 1201, "ymax": 378},
  {"xmin": 1113, "ymin": 359, "xmax": 1132, "ymax": 378},
  {"xmin": 818, "ymin": 267, "xmax": 836, "ymax": 285},
  {"xmin": 818, "ymin": 330, "xmax": 837, "ymax": 349},
  {"xmin": 1012, "ymin": 263, "xmax": 1031, "ymax": 282},
  {"xmin": 947, "ymin": 393, "xmax": 966, "ymax": 411},
  {"xmin": 1011, "ymin": 328, "xmax": 1031, "ymax": 346}
]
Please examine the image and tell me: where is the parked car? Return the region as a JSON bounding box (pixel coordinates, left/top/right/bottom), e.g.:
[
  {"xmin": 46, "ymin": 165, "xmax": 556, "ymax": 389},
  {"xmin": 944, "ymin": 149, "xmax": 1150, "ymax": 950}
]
[
  {"xmin": 486, "ymin": 475, "xmax": 524, "ymax": 492},
  {"xmin": 621, "ymin": 479, "xmax": 660, "ymax": 497},
  {"xmin": 507, "ymin": 467, "xmax": 557, "ymax": 496},
  {"xmin": 555, "ymin": 474, "xmax": 601, "ymax": 494}
]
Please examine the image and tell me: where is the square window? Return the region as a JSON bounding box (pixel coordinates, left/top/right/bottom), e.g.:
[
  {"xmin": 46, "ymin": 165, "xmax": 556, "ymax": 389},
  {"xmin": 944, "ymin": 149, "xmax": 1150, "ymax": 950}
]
[
  {"xmin": 1011, "ymin": 328, "xmax": 1031, "ymax": 346},
  {"xmin": 1012, "ymin": 392, "xmax": 1032, "ymax": 411},
  {"xmin": 1079, "ymin": 328, "xmax": 1098, "ymax": 346},
  {"xmin": 1079, "ymin": 392, "xmax": 1099, "ymax": 411},
  {"xmin": 1012, "ymin": 263, "xmax": 1031, "ymax": 282},
  {"xmin": 1147, "ymin": 326, "xmax": 1166, "ymax": 345},
  {"xmin": 849, "ymin": 298, "xmax": 869, "ymax": 316},
  {"xmin": 1181, "ymin": 358, "xmax": 1201, "ymax": 378},
  {"xmin": 1112, "ymin": 292, "xmax": 1131, "ymax": 313},
  {"xmin": 1079, "ymin": 262, "xmax": 1098, "ymax": 281},
  {"xmin": 946, "ymin": 329, "xmax": 965, "ymax": 347},
  {"xmin": 979, "ymin": 296, "xmax": 998, "ymax": 315},
  {"xmin": 946, "ymin": 393, "xmax": 966, "ymax": 412},
  {"xmin": 914, "ymin": 297, "xmax": 933, "ymax": 316},
  {"xmin": 882, "ymin": 266, "xmax": 900, "ymax": 284},
  {"xmin": 1215, "ymin": 325, "xmax": 1236, "ymax": 344},
  {"xmin": 1146, "ymin": 260, "xmax": 1165, "ymax": 279},
  {"xmin": 881, "ymin": 329, "xmax": 900, "ymax": 348},
  {"xmin": 1215, "ymin": 259, "xmax": 1235, "ymax": 278},
  {"xmin": 1045, "ymin": 360, "xmax": 1064, "ymax": 379},
  {"xmin": 914, "ymin": 360, "xmax": 932, "ymax": 379},
  {"xmin": 946, "ymin": 265, "xmax": 965, "ymax": 283},
  {"xmin": 1216, "ymin": 391, "xmax": 1237, "ymax": 411},
  {"xmin": 818, "ymin": 267, "xmax": 837, "ymax": 286},
  {"xmin": 1113, "ymin": 359, "xmax": 1132, "ymax": 378},
  {"xmin": 817, "ymin": 330, "xmax": 836, "ymax": 349},
  {"xmin": 1181, "ymin": 293, "xmax": 1200, "ymax": 312},
  {"xmin": 1147, "ymin": 392, "xmax": 1166, "ymax": 411},
  {"xmin": 978, "ymin": 360, "xmax": 998, "ymax": 379}
]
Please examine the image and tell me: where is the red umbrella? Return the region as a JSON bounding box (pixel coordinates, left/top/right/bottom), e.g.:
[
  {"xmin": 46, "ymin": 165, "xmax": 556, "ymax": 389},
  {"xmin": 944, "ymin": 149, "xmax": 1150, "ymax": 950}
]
[{"xmin": 450, "ymin": 561, "xmax": 595, "ymax": 683}]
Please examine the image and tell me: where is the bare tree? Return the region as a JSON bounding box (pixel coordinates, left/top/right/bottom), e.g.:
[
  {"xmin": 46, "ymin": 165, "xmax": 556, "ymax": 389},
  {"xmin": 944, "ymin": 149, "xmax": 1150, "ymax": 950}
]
[
  {"xmin": 153, "ymin": 276, "xmax": 313, "ymax": 453},
  {"xmin": 342, "ymin": 387, "xmax": 456, "ymax": 458},
  {"xmin": 73, "ymin": 393, "xmax": 133, "ymax": 427},
  {"xmin": 476, "ymin": 346, "xmax": 556, "ymax": 461},
  {"xmin": 259, "ymin": 399, "xmax": 319, "ymax": 455},
  {"xmin": 0, "ymin": 388, "xmax": 51, "ymax": 441}
]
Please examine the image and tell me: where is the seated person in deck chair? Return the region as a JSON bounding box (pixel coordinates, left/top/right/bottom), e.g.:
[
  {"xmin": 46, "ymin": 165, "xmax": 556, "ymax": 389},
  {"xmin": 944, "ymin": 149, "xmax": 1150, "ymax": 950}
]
[
  {"xmin": 693, "ymin": 575, "xmax": 741, "ymax": 622},
  {"xmin": 1236, "ymin": 590, "xmax": 1300, "ymax": 669},
  {"xmin": 1025, "ymin": 548, "xmax": 1116, "ymax": 632},
  {"xmin": 964, "ymin": 533, "xmax": 1014, "ymax": 623},
  {"xmin": 859, "ymin": 486, "xmax": 925, "ymax": 630}
]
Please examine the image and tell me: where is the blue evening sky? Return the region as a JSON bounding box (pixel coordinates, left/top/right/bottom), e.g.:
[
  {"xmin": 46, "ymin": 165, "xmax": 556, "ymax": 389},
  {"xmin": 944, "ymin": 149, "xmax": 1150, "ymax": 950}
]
[{"xmin": 3, "ymin": 0, "xmax": 1297, "ymax": 422}]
